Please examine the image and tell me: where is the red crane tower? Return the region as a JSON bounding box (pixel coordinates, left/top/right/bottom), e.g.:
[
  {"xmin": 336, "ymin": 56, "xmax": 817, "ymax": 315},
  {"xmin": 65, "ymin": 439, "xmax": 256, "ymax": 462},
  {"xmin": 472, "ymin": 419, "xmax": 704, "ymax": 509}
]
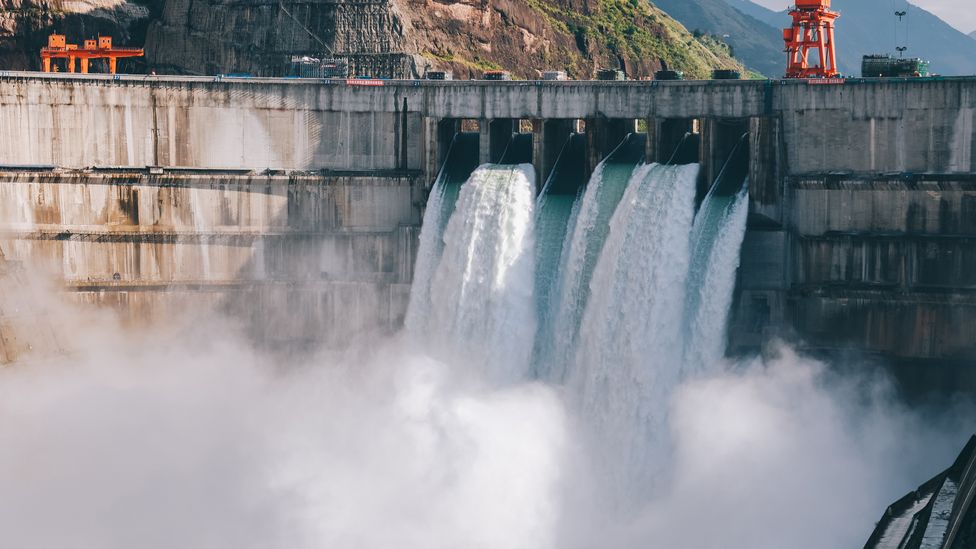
[{"xmin": 783, "ymin": 0, "xmax": 840, "ymax": 78}]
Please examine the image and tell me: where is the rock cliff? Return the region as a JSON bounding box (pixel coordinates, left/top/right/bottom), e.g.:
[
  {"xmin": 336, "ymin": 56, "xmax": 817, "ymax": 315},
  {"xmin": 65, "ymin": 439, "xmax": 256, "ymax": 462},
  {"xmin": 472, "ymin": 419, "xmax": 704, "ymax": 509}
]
[
  {"xmin": 1, "ymin": 0, "xmax": 743, "ymax": 78},
  {"xmin": 145, "ymin": 0, "xmax": 412, "ymax": 76},
  {"xmin": 144, "ymin": 0, "xmax": 742, "ymax": 78},
  {"xmin": 652, "ymin": 0, "xmax": 781, "ymax": 77}
]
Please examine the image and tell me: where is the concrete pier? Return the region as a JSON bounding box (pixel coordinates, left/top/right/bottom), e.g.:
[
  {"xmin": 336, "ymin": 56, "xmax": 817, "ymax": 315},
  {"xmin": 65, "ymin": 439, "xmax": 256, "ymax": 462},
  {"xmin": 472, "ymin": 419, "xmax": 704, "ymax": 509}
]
[{"xmin": 0, "ymin": 72, "xmax": 974, "ymax": 363}]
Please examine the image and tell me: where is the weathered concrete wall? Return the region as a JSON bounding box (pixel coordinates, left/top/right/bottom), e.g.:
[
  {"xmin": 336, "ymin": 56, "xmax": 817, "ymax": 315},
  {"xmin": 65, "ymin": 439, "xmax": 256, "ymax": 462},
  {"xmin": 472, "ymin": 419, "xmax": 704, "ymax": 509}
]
[
  {"xmin": 1, "ymin": 74, "xmax": 973, "ymax": 158},
  {"xmin": 0, "ymin": 171, "xmax": 420, "ymax": 346},
  {"xmin": 0, "ymin": 76, "xmax": 424, "ymax": 170},
  {"xmin": 790, "ymin": 291, "xmax": 976, "ymax": 361},
  {"xmin": 777, "ymin": 80, "xmax": 976, "ymax": 174},
  {"xmin": 731, "ymin": 81, "xmax": 976, "ymax": 366},
  {"xmin": 765, "ymin": 174, "xmax": 976, "ymax": 362},
  {"xmin": 789, "ymin": 178, "xmax": 976, "ymax": 235},
  {"xmin": 3, "ymin": 74, "xmax": 975, "ymax": 174}
]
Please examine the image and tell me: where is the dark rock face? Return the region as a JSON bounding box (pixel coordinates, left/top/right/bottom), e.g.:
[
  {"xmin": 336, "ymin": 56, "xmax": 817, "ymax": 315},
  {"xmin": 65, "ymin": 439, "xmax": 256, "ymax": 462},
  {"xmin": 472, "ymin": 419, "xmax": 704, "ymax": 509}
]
[{"xmin": 145, "ymin": 0, "xmax": 413, "ymax": 76}]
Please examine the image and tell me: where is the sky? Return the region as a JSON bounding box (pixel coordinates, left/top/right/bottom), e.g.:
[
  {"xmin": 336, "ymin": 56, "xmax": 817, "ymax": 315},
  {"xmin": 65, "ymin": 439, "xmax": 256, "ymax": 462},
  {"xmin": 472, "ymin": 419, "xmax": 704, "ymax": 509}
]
[{"xmin": 751, "ymin": 0, "xmax": 976, "ymax": 34}]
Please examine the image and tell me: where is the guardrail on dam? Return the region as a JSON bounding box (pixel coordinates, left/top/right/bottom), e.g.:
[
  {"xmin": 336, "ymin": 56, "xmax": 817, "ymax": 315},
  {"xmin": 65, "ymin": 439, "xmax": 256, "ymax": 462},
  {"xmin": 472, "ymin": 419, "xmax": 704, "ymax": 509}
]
[{"xmin": 0, "ymin": 72, "xmax": 974, "ymax": 368}]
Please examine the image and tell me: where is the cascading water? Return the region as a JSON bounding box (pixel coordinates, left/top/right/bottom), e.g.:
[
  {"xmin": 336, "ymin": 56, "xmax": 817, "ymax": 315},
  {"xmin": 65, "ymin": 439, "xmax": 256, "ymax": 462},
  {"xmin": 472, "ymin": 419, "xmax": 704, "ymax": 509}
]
[
  {"xmin": 534, "ymin": 188, "xmax": 578, "ymax": 356},
  {"xmin": 405, "ymin": 132, "xmax": 753, "ymax": 507},
  {"xmin": 403, "ymin": 176, "xmax": 463, "ymax": 335},
  {"xmin": 682, "ymin": 181, "xmax": 750, "ymax": 373},
  {"xmin": 567, "ymin": 162, "xmax": 700, "ymax": 500},
  {"xmin": 404, "ymin": 134, "xmax": 477, "ymax": 335},
  {"xmin": 409, "ymin": 163, "xmax": 538, "ymax": 384},
  {"xmin": 532, "ymin": 133, "xmax": 585, "ymax": 379},
  {"xmin": 537, "ymin": 145, "xmax": 643, "ymax": 382}
]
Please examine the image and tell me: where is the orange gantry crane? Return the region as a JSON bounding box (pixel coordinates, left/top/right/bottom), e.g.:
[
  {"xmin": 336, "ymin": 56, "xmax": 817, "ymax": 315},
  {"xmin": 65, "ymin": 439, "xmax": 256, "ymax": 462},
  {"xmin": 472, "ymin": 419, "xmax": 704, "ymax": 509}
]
[
  {"xmin": 41, "ymin": 34, "xmax": 144, "ymax": 74},
  {"xmin": 783, "ymin": 0, "xmax": 840, "ymax": 78}
]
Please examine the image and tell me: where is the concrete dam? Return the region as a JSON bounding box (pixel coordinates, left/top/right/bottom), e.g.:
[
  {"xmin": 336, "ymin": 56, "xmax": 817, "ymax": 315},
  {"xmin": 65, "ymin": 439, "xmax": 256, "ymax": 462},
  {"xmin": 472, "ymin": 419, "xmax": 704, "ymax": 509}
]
[{"xmin": 0, "ymin": 72, "xmax": 974, "ymax": 375}]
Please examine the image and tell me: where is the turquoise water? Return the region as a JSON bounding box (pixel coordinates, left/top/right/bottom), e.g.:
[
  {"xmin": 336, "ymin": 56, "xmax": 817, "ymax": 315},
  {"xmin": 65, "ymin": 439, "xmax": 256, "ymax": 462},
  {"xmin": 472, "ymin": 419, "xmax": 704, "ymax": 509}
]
[{"xmin": 536, "ymin": 138, "xmax": 645, "ymax": 382}]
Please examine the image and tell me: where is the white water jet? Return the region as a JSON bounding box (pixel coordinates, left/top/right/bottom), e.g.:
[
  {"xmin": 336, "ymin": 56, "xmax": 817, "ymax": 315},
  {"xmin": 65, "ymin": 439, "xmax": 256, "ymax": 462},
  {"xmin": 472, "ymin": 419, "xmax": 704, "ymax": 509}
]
[
  {"xmin": 419, "ymin": 164, "xmax": 538, "ymax": 384},
  {"xmin": 682, "ymin": 183, "xmax": 750, "ymax": 373},
  {"xmin": 569, "ymin": 162, "xmax": 699, "ymax": 501},
  {"xmin": 404, "ymin": 178, "xmax": 452, "ymax": 335},
  {"xmin": 541, "ymin": 157, "xmax": 637, "ymax": 382}
]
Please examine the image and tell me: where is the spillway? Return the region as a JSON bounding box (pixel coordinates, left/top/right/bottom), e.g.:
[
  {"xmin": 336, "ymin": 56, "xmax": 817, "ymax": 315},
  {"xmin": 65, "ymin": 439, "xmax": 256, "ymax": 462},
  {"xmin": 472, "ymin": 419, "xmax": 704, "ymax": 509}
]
[
  {"xmin": 532, "ymin": 133, "xmax": 586, "ymax": 378},
  {"xmin": 407, "ymin": 161, "xmax": 538, "ymax": 384},
  {"xmin": 407, "ymin": 131, "xmax": 753, "ymax": 502},
  {"xmin": 404, "ymin": 133, "xmax": 479, "ymax": 335},
  {"xmin": 568, "ymin": 162, "xmax": 700, "ymax": 500},
  {"xmin": 682, "ymin": 139, "xmax": 751, "ymax": 373},
  {"xmin": 534, "ymin": 167, "xmax": 580, "ymax": 342},
  {"xmin": 682, "ymin": 183, "xmax": 749, "ymax": 373},
  {"xmin": 536, "ymin": 134, "xmax": 646, "ymax": 382}
]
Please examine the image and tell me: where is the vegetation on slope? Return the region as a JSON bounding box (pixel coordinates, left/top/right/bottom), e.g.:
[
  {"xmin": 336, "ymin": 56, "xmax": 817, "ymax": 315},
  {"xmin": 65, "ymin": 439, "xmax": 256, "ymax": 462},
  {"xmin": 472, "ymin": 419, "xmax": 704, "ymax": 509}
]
[
  {"xmin": 651, "ymin": 0, "xmax": 783, "ymax": 77},
  {"xmin": 542, "ymin": 0, "xmax": 743, "ymax": 78},
  {"xmin": 412, "ymin": 0, "xmax": 744, "ymax": 80}
]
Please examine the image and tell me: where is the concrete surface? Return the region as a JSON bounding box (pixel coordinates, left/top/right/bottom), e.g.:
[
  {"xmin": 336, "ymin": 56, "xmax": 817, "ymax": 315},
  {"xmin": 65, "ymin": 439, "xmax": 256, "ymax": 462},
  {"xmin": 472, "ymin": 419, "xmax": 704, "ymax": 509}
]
[{"xmin": 1, "ymin": 73, "xmax": 974, "ymax": 363}]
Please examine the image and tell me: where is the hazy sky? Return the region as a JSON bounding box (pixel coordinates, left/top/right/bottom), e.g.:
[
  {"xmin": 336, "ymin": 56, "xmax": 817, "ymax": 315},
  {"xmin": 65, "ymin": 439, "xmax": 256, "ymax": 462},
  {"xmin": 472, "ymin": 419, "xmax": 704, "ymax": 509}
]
[{"xmin": 751, "ymin": 0, "xmax": 976, "ymax": 34}]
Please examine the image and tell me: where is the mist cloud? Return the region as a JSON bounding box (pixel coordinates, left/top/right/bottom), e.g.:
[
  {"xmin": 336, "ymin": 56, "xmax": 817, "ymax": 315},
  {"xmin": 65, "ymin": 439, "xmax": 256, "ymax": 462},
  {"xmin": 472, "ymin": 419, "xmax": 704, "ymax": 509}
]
[{"xmin": 0, "ymin": 289, "xmax": 971, "ymax": 549}]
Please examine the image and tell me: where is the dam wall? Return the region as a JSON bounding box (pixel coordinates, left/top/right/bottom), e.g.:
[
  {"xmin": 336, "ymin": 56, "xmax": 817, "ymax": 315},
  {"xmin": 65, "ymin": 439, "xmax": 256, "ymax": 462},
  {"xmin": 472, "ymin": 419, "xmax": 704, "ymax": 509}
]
[
  {"xmin": 0, "ymin": 77, "xmax": 424, "ymax": 171},
  {"xmin": 0, "ymin": 170, "xmax": 419, "ymax": 346},
  {"xmin": 2, "ymin": 74, "xmax": 972, "ymax": 171},
  {"xmin": 0, "ymin": 73, "xmax": 974, "ymax": 363},
  {"xmin": 732, "ymin": 173, "xmax": 976, "ymax": 364}
]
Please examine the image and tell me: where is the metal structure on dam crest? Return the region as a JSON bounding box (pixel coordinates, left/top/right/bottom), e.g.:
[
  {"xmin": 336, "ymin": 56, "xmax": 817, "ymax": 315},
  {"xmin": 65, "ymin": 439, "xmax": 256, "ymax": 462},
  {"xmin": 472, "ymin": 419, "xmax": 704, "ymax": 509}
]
[{"xmin": 0, "ymin": 72, "xmax": 974, "ymax": 379}]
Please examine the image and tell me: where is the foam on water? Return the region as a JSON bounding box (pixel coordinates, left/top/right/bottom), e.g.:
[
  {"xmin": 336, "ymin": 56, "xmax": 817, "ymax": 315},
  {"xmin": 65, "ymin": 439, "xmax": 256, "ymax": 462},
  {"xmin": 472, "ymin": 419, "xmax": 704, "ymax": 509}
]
[{"xmin": 406, "ymin": 144, "xmax": 758, "ymax": 511}]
